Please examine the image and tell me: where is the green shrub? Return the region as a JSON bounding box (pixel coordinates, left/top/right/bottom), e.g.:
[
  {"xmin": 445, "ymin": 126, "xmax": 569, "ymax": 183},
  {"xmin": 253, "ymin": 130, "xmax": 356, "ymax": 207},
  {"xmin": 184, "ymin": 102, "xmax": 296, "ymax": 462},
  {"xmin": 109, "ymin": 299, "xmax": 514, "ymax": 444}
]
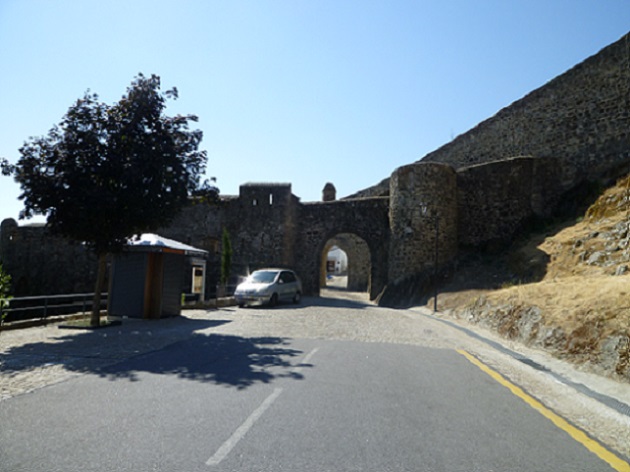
[
  {"xmin": 220, "ymin": 228, "xmax": 232, "ymax": 286},
  {"xmin": 0, "ymin": 263, "xmax": 12, "ymax": 326}
]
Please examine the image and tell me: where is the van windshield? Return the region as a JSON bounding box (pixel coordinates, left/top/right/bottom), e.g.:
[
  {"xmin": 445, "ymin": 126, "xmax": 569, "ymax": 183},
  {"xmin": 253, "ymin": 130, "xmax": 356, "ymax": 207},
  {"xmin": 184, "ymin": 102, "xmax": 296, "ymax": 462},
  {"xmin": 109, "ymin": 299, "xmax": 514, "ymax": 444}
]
[{"xmin": 249, "ymin": 271, "xmax": 278, "ymax": 284}]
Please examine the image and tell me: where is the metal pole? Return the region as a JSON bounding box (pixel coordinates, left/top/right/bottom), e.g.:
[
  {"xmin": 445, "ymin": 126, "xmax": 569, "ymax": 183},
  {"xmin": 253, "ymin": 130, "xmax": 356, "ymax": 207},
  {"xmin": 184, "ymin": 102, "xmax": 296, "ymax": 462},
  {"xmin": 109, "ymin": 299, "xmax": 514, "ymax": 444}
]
[{"xmin": 434, "ymin": 215, "xmax": 439, "ymax": 313}]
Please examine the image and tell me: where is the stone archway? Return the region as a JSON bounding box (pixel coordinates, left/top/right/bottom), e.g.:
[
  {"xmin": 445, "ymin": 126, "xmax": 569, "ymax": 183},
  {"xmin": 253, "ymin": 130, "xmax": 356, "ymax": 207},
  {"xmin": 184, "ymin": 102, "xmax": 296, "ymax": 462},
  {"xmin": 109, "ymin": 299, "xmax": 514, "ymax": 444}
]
[
  {"xmin": 293, "ymin": 197, "xmax": 390, "ymax": 299},
  {"xmin": 321, "ymin": 233, "xmax": 370, "ymax": 293}
]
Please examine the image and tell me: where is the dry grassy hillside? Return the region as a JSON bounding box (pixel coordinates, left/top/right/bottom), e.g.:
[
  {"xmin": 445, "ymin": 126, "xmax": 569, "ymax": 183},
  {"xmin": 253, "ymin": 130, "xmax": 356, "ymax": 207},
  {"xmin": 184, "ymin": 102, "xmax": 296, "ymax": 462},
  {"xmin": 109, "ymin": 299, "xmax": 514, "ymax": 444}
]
[{"xmin": 434, "ymin": 174, "xmax": 630, "ymax": 381}]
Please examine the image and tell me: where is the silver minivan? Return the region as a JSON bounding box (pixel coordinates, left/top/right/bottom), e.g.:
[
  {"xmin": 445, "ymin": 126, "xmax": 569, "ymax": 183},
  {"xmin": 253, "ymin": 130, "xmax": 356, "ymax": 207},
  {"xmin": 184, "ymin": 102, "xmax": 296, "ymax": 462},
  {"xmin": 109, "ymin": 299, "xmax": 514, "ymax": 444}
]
[{"xmin": 234, "ymin": 269, "xmax": 302, "ymax": 307}]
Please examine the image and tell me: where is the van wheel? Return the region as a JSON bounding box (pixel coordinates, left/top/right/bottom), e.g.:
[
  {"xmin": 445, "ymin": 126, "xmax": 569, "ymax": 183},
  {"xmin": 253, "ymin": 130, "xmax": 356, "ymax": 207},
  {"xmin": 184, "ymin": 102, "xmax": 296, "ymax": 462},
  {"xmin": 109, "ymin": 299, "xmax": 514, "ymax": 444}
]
[
  {"xmin": 269, "ymin": 293, "xmax": 278, "ymax": 307},
  {"xmin": 293, "ymin": 291, "xmax": 301, "ymax": 304}
]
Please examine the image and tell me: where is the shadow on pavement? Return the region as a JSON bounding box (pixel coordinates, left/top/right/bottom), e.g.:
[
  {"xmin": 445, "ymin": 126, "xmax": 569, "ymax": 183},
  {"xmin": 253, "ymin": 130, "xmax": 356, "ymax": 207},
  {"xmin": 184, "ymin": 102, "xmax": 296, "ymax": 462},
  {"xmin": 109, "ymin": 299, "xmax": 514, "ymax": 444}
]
[
  {"xmin": 0, "ymin": 316, "xmax": 307, "ymax": 390},
  {"xmin": 99, "ymin": 333, "xmax": 305, "ymax": 388},
  {"xmin": 239, "ymin": 292, "xmax": 372, "ymax": 311},
  {"xmin": 303, "ymin": 295, "xmax": 372, "ymax": 309}
]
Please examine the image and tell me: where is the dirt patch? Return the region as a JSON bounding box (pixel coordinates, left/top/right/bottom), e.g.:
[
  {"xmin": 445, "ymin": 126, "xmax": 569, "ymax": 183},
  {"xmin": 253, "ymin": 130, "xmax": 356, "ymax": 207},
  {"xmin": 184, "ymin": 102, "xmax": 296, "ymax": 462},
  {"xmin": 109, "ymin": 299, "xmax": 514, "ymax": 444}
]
[{"xmin": 430, "ymin": 174, "xmax": 630, "ymax": 382}]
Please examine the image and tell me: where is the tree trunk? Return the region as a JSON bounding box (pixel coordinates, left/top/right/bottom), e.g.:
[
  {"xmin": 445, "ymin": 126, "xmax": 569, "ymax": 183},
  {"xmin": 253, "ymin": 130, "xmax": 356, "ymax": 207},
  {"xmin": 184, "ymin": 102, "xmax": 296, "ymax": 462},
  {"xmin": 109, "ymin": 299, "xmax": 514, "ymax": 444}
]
[{"xmin": 90, "ymin": 253, "xmax": 108, "ymax": 327}]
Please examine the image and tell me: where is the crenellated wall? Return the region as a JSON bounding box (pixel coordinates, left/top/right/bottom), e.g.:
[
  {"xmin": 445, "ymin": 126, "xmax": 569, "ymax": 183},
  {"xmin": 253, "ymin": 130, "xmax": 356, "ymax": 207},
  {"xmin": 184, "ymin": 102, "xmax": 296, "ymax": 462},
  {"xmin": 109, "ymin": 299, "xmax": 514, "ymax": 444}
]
[
  {"xmin": 0, "ymin": 156, "xmax": 618, "ymax": 303},
  {"xmin": 225, "ymin": 183, "xmax": 299, "ymax": 275}
]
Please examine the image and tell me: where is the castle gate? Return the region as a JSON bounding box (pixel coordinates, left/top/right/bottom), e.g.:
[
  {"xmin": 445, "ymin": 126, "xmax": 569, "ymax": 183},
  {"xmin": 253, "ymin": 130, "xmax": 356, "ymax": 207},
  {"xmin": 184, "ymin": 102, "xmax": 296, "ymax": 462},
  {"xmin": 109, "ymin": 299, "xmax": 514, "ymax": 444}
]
[
  {"xmin": 295, "ymin": 197, "xmax": 390, "ymax": 299},
  {"xmin": 322, "ymin": 233, "xmax": 370, "ymax": 291}
]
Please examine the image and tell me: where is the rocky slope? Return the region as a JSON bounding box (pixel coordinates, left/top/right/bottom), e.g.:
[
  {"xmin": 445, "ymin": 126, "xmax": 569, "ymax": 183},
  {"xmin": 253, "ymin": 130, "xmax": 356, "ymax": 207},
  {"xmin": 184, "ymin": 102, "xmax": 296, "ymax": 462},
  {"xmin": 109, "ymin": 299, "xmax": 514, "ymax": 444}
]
[{"xmin": 432, "ymin": 174, "xmax": 630, "ymax": 382}]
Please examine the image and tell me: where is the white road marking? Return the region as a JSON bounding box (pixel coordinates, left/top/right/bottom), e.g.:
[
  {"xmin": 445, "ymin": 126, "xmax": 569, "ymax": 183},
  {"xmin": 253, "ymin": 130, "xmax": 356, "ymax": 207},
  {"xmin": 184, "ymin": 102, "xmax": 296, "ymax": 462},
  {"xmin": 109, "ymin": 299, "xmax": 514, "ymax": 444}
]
[
  {"xmin": 206, "ymin": 387, "xmax": 283, "ymax": 466},
  {"xmin": 206, "ymin": 347, "xmax": 320, "ymax": 467},
  {"xmin": 292, "ymin": 347, "xmax": 319, "ymax": 375}
]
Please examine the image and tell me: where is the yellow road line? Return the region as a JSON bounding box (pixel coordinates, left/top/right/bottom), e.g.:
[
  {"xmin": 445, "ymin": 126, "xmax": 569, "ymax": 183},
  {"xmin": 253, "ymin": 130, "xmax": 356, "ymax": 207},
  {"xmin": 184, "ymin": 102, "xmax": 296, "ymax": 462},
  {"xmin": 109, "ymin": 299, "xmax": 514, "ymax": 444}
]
[{"xmin": 456, "ymin": 349, "xmax": 630, "ymax": 472}]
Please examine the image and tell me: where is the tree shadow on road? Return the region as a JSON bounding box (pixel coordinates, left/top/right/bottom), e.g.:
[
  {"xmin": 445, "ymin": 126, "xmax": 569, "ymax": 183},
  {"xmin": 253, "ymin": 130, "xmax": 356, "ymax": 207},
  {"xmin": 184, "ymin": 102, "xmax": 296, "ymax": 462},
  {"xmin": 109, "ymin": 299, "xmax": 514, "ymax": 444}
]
[
  {"xmin": 0, "ymin": 316, "xmax": 308, "ymax": 391},
  {"xmin": 98, "ymin": 333, "xmax": 306, "ymax": 388}
]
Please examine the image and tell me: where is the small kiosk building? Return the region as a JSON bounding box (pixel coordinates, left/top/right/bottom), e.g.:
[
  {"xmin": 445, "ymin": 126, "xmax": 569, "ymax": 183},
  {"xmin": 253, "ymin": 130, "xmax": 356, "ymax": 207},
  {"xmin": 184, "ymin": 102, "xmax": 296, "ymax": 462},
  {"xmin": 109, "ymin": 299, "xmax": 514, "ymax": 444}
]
[{"xmin": 109, "ymin": 234, "xmax": 207, "ymax": 319}]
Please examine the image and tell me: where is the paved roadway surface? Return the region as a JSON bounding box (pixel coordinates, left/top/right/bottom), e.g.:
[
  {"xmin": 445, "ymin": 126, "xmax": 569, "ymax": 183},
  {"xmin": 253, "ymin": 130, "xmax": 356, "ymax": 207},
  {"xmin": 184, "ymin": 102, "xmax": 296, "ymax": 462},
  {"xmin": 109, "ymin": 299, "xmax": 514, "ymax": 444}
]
[{"xmin": 1, "ymin": 290, "xmax": 629, "ymax": 471}]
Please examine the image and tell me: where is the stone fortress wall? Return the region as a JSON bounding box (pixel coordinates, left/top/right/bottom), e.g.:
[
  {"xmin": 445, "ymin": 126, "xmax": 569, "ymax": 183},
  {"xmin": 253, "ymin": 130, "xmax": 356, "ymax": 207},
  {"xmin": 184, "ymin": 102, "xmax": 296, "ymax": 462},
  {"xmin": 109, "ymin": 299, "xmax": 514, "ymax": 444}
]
[
  {"xmin": 0, "ymin": 218, "xmax": 98, "ymax": 296},
  {"xmin": 1, "ymin": 32, "xmax": 629, "ymax": 303},
  {"xmin": 421, "ymin": 33, "xmax": 630, "ymax": 189},
  {"xmin": 456, "ymin": 156, "xmax": 563, "ymax": 248},
  {"xmin": 388, "ymin": 163, "xmax": 458, "ymax": 284},
  {"xmin": 353, "ymin": 32, "xmax": 630, "ymax": 199}
]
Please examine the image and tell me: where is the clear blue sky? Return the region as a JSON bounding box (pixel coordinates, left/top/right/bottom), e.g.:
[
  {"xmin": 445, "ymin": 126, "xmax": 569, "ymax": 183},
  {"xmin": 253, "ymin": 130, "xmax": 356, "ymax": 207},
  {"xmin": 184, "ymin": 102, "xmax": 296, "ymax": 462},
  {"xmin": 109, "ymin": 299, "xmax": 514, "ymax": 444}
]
[{"xmin": 1, "ymin": 1, "xmax": 629, "ymax": 224}]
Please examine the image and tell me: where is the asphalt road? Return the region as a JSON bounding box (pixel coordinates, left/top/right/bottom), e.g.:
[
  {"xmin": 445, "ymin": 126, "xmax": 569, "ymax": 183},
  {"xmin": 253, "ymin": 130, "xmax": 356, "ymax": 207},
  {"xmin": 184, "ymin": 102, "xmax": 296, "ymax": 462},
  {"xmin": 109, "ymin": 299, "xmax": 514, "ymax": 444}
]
[{"xmin": 1, "ymin": 294, "xmax": 628, "ymax": 471}]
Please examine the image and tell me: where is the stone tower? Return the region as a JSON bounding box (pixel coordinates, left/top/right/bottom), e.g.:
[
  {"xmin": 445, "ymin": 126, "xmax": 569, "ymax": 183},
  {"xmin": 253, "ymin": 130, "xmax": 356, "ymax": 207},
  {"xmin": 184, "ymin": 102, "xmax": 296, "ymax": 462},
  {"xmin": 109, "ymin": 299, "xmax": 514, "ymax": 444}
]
[
  {"xmin": 388, "ymin": 163, "xmax": 458, "ymax": 284},
  {"xmin": 322, "ymin": 183, "xmax": 336, "ymax": 202},
  {"xmin": 229, "ymin": 183, "xmax": 299, "ymax": 272}
]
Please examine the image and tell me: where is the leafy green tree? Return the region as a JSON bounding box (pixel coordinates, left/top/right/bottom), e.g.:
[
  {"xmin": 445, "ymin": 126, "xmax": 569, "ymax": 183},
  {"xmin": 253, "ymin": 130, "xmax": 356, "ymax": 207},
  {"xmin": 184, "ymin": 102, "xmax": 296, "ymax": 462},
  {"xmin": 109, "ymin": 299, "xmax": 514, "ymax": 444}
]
[{"xmin": 1, "ymin": 74, "xmax": 209, "ymax": 326}]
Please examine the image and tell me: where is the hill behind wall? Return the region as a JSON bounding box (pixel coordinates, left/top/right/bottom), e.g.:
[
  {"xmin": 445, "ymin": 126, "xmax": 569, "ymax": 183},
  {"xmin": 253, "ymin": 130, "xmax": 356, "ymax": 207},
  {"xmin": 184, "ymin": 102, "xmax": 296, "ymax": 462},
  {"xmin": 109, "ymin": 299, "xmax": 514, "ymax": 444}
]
[
  {"xmin": 349, "ymin": 32, "xmax": 630, "ymax": 201},
  {"xmin": 435, "ymin": 172, "xmax": 630, "ymax": 382}
]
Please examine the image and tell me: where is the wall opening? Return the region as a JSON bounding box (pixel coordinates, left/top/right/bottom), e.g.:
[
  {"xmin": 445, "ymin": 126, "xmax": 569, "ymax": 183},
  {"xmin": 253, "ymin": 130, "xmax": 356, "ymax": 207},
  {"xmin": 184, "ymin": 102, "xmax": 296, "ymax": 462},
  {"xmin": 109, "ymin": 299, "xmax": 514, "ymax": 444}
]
[
  {"xmin": 325, "ymin": 245, "xmax": 348, "ymax": 289},
  {"xmin": 320, "ymin": 233, "xmax": 370, "ymax": 295}
]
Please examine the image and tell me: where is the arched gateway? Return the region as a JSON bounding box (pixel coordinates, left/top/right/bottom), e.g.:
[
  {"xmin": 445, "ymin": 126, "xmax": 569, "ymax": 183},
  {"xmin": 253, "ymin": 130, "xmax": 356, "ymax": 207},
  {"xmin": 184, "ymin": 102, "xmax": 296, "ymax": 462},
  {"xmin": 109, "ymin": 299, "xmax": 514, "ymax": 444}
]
[
  {"xmin": 322, "ymin": 233, "xmax": 370, "ymax": 292},
  {"xmin": 207, "ymin": 163, "xmax": 458, "ymax": 301},
  {"xmin": 296, "ymin": 198, "xmax": 390, "ymax": 299},
  {"xmin": 150, "ymin": 181, "xmax": 394, "ymax": 301},
  {"xmin": 155, "ymin": 165, "xmax": 459, "ymax": 303}
]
